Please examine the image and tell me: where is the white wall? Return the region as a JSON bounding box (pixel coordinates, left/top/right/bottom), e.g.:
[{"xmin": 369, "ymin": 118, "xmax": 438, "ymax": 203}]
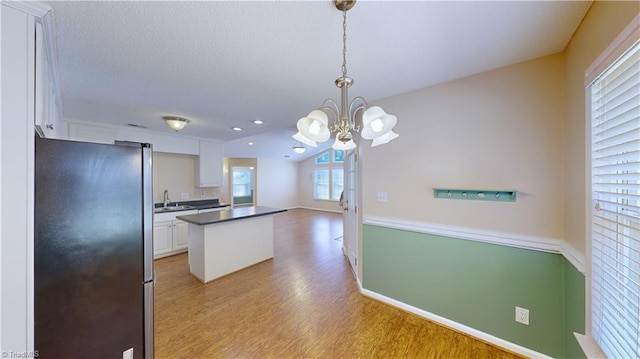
[
  {"xmin": 362, "ymin": 54, "xmax": 566, "ymax": 240},
  {"xmin": 297, "ymin": 153, "xmax": 344, "ymax": 213},
  {"xmin": 257, "ymin": 157, "xmax": 298, "ymax": 209}
]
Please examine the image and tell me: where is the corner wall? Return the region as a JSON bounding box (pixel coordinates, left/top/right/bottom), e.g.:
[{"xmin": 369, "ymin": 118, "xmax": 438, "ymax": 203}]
[
  {"xmin": 153, "ymin": 152, "xmax": 221, "ymax": 204},
  {"xmin": 257, "ymin": 157, "xmax": 298, "ymax": 208}
]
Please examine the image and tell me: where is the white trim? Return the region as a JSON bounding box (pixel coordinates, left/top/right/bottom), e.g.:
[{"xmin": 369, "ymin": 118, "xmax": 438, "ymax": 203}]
[
  {"xmin": 1, "ymin": 1, "xmax": 50, "ymax": 17},
  {"xmin": 585, "ymin": 13, "xmax": 640, "ymax": 85},
  {"xmin": 296, "ymin": 205, "xmax": 342, "ymax": 214},
  {"xmin": 360, "ymin": 288, "xmax": 553, "ymax": 359},
  {"xmin": 25, "ymin": 15, "xmax": 36, "ymax": 354},
  {"xmin": 574, "ymin": 333, "xmax": 607, "ymax": 359},
  {"xmin": 364, "ymin": 216, "xmax": 586, "ymax": 273},
  {"xmin": 560, "ymin": 241, "xmax": 586, "ymax": 274},
  {"xmin": 38, "ymin": 9, "xmax": 63, "ymax": 119},
  {"xmin": 365, "ymin": 216, "xmax": 561, "ymax": 252}
]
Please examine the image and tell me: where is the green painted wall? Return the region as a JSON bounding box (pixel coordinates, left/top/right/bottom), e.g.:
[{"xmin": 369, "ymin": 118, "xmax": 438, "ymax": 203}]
[
  {"xmin": 363, "ymin": 224, "xmax": 586, "ymax": 358},
  {"xmin": 563, "ymin": 260, "xmax": 586, "ymax": 359}
]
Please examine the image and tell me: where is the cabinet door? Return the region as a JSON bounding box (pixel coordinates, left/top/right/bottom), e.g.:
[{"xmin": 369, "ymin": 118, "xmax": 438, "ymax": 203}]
[
  {"xmin": 198, "ymin": 141, "xmax": 223, "ymax": 187},
  {"xmin": 153, "ymin": 221, "xmax": 173, "ymax": 258},
  {"xmin": 172, "ymin": 220, "xmax": 189, "ymax": 252}
]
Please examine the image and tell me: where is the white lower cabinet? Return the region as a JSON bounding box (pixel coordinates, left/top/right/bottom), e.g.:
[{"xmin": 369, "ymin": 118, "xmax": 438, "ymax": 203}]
[
  {"xmin": 153, "ymin": 221, "xmax": 173, "ymax": 258},
  {"xmin": 153, "ymin": 210, "xmax": 196, "ymax": 259},
  {"xmin": 172, "ymin": 220, "xmax": 189, "ymax": 251}
]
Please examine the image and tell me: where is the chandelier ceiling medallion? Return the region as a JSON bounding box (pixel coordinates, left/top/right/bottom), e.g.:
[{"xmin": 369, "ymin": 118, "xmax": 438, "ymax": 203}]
[{"xmin": 293, "ymin": 0, "xmax": 399, "ymax": 151}]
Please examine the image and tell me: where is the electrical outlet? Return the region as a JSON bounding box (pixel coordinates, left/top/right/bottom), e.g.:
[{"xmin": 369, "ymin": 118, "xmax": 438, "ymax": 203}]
[
  {"xmin": 200, "ymin": 191, "xmax": 206, "ymax": 198},
  {"xmin": 123, "ymin": 348, "xmax": 133, "ymax": 359},
  {"xmin": 377, "ymin": 192, "xmax": 388, "ymax": 203},
  {"xmin": 181, "ymin": 192, "xmax": 189, "ymax": 199},
  {"xmin": 515, "ymin": 306, "xmax": 529, "ymax": 325}
]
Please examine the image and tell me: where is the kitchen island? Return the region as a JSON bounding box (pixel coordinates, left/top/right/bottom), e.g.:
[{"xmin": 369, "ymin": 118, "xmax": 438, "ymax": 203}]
[{"xmin": 176, "ymin": 206, "xmax": 287, "ymax": 283}]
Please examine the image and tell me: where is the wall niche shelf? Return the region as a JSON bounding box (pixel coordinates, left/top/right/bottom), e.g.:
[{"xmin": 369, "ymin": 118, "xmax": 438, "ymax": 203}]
[{"xmin": 433, "ymin": 188, "xmax": 517, "ymax": 202}]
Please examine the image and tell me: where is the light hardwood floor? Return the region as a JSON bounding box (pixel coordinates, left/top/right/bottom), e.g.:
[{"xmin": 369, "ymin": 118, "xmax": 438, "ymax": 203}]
[{"xmin": 154, "ymin": 208, "xmax": 524, "ymax": 358}]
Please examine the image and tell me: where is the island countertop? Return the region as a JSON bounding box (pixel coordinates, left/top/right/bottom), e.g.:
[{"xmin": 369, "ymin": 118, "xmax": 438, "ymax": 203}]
[{"xmin": 176, "ymin": 206, "xmax": 287, "ymax": 226}]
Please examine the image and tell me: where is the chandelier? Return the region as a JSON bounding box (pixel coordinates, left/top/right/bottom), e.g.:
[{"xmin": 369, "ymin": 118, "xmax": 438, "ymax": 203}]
[{"xmin": 293, "ymin": 0, "xmax": 399, "ymax": 151}]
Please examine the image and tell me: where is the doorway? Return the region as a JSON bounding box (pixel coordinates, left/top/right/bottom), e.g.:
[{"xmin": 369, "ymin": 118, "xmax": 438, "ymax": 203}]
[{"xmin": 231, "ymin": 167, "xmax": 255, "ymax": 207}]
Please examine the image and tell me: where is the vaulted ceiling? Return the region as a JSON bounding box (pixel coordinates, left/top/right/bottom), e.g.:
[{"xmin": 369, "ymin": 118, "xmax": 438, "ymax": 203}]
[{"xmin": 44, "ymin": 0, "xmax": 592, "ymax": 160}]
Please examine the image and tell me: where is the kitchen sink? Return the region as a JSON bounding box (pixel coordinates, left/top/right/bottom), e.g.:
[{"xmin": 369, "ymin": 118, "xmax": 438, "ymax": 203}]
[{"xmin": 155, "ymin": 205, "xmax": 195, "ymax": 212}]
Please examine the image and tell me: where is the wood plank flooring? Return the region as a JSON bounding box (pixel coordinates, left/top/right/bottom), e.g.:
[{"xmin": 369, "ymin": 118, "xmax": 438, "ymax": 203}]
[{"xmin": 154, "ymin": 208, "xmax": 524, "ymax": 358}]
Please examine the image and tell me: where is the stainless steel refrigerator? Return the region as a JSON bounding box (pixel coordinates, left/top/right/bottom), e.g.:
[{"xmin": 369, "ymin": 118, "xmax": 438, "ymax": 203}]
[{"xmin": 35, "ymin": 136, "xmax": 154, "ymax": 359}]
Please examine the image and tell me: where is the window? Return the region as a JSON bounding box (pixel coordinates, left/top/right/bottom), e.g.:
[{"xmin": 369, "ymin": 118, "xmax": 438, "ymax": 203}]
[
  {"xmin": 589, "ymin": 39, "xmax": 639, "ymax": 359},
  {"xmin": 232, "ymin": 168, "xmax": 252, "ymax": 196},
  {"xmin": 313, "ymin": 150, "xmax": 344, "ymax": 200},
  {"xmin": 314, "ymin": 169, "xmax": 329, "ymax": 200}
]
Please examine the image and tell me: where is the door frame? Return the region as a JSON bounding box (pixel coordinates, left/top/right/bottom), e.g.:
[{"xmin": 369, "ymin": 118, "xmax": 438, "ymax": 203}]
[
  {"xmin": 231, "ymin": 166, "xmax": 256, "ymax": 208},
  {"xmin": 343, "ymin": 146, "xmax": 362, "ymax": 282}
]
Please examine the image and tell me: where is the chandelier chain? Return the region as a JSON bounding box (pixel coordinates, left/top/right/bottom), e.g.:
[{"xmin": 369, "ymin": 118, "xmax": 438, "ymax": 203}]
[{"xmin": 341, "ymin": 5, "xmax": 347, "ymax": 78}]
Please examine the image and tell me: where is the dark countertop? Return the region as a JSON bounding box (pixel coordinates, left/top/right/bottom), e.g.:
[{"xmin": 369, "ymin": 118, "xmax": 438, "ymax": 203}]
[
  {"xmin": 154, "ymin": 199, "xmax": 230, "ymax": 213},
  {"xmin": 176, "ymin": 206, "xmax": 287, "ymax": 225}
]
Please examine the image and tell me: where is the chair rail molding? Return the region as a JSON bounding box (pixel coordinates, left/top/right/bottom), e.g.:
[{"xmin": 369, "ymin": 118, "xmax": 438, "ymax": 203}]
[{"xmin": 363, "ymin": 215, "xmax": 585, "ymax": 272}]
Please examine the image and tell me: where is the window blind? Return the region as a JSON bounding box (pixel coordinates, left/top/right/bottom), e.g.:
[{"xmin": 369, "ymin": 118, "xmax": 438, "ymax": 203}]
[{"xmin": 590, "ymin": 40, "xmax": 640, "ymax": 359}]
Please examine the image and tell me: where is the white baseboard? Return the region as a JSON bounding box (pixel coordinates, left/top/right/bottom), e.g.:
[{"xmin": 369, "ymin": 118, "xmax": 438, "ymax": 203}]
[
  {"xmin": 359, "ymin": 287, "xmax": 554, "ymax": 359},
  {"xmin": 294, "ymin": 205, "xmax": 342, "ymax": 214}
]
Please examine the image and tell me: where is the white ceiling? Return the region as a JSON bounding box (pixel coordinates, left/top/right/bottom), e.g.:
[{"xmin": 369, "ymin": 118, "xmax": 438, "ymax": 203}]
[{"xmin": 44, "ymin": 0, "xmax": 592, "ymax": 161}]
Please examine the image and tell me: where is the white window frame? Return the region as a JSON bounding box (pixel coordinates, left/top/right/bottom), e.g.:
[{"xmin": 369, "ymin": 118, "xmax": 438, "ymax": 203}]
[
  {"xmin": 313, "ymin": 149, "xmax": 344, "ymax": 201},
  {"xmin": 579, "ymin": 14, "xmax": 640, "ymax": 359}
]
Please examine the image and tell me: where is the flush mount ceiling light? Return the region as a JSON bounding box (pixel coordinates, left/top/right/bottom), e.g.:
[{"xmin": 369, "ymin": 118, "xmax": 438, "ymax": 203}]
[
  {"xmin": 292, "ymin": 141, "xmax": 306, "ymax": 154},
  {"xmin": 293, "ymin": 0, "xmax": 398, "ymax": 150},
  {"xmin": 163, "ymin": 116, "xmax": 189, "ymax": 132}
]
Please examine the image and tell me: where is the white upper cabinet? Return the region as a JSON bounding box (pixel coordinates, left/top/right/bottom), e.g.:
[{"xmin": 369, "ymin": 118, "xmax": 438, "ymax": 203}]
[
  {"xmin": 33, "ymin": 16, "xmax": 62, "ymax": 139},
  {"xmin": 198, "ymin": 141, "xmax": 223, "ymax": 188}
]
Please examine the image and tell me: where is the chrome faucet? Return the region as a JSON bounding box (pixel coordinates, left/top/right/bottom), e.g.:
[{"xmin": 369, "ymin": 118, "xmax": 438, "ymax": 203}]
[{"xmin": 163, "ymin": 189, "xmax": 170, "ymax": 208}]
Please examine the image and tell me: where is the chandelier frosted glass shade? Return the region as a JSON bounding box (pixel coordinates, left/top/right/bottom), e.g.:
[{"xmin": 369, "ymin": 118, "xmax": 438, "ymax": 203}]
[
  {"xmin": 332, "ymin": 137, "xmax": 356, "ymax": 150},
  {"xmin": 361, "ymin": 106, "xmax": 397, "ymax": 140},
  {"xmin": 293, "ymin": 110, "xmax": 331, "ymax": 147},
  {"xmin": 371, "ymin": 130, "xmax": 399, "ymax": 147}
]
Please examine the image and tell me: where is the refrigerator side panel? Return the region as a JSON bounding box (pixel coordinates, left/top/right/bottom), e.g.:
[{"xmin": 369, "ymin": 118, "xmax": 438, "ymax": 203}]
[
  {"xmin": 144, "ymin": 281, "xmax": 154, "ymax": 359},
  {"xmin": 35, "ymin": 137, "xmax": 145, "ymax": 358},
  {"xmin": 142, "ymin": 143, "xmax": 154, "ymax": 359},
  {"xmin": 142, "ymin": 143, "xmax": 153, "ymax": 282}
]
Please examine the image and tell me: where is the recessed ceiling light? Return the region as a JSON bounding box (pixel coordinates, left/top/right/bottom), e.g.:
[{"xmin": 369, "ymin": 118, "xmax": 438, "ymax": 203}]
[
  {"xmin": 248, "ymin": 142, "xmax": 254, "ymax": 146},
  {"xmin": 232, "ymin": 127, "xmax": 242, "ymax": 131},
  {"xmin": 253, "ymin": 120, "xmax": 264, "ymax": 125}
]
